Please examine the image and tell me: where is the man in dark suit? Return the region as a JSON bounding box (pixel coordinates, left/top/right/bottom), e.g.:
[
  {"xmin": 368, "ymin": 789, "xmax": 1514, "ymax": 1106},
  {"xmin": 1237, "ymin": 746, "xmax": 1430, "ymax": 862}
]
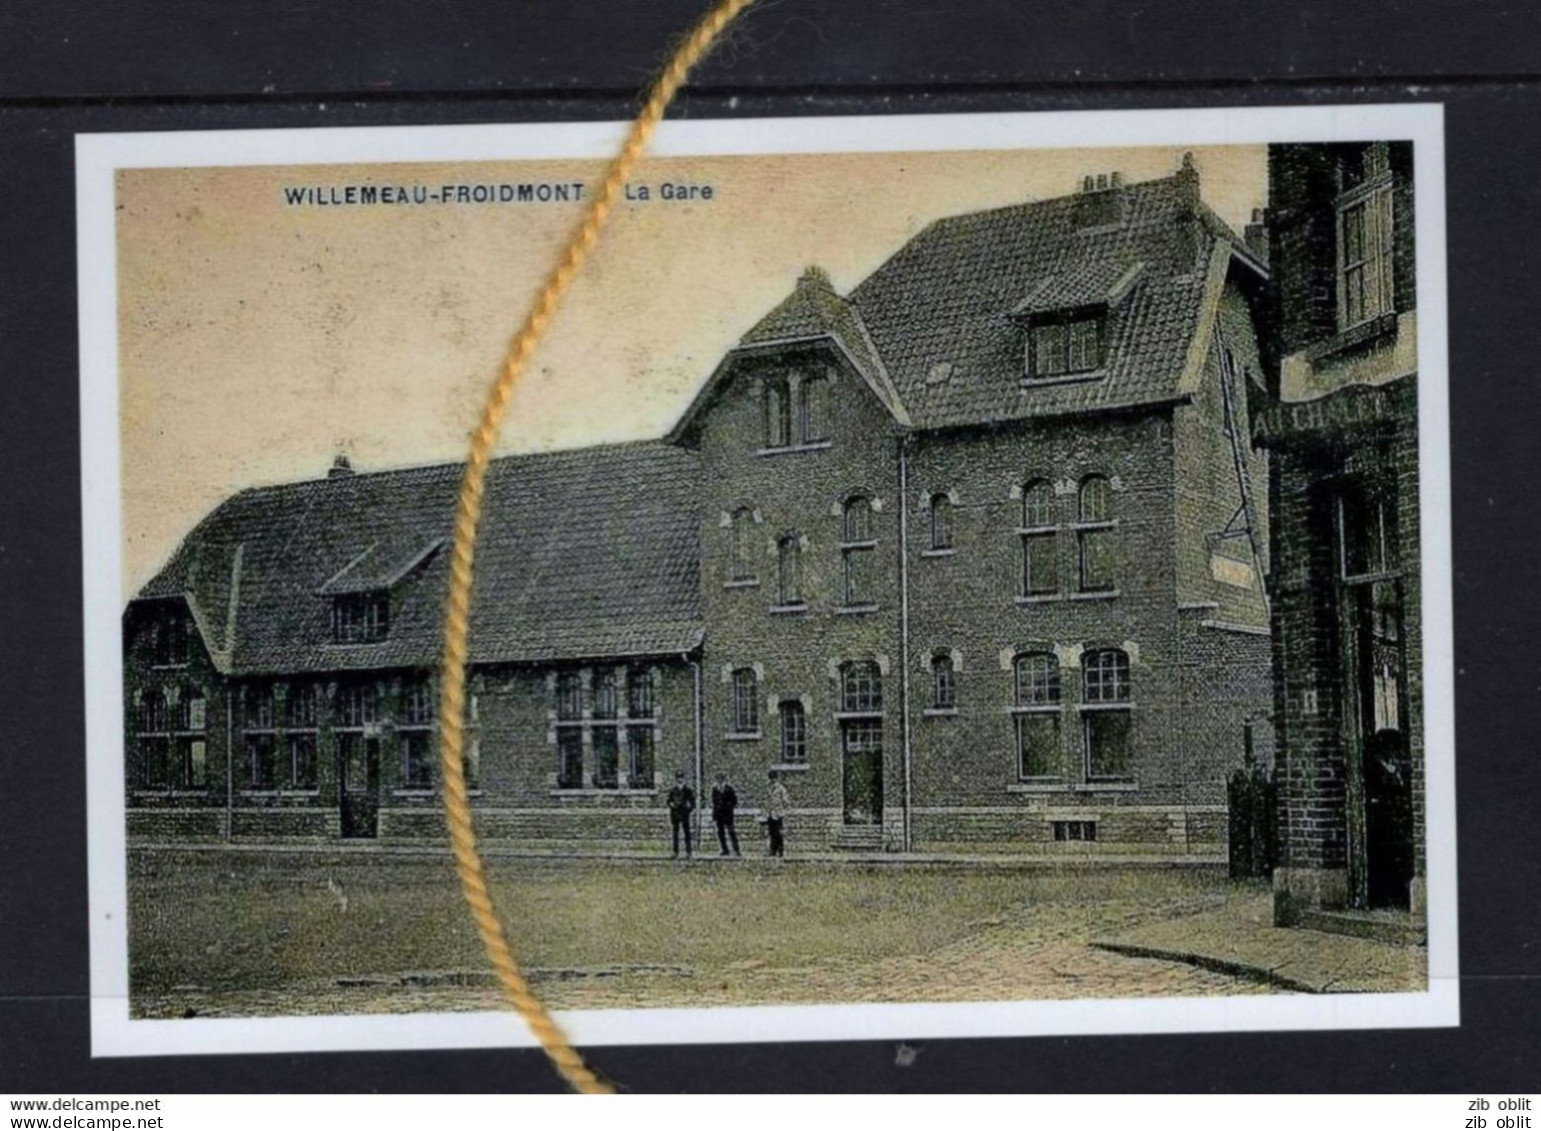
[
  {"xmin": 711, "ymin": 772, "xmax": 741, "ymax": 857},
  {"xmin": 666, "ymin": 768, "xmax": 696, "ymax": 858}
]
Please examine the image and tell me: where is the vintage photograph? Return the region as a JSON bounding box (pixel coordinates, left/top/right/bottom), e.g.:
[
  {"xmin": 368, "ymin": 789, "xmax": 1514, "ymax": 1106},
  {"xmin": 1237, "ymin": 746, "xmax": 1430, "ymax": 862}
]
[{"xmin": 79, "ymin": 109, "xmax": 1453, "ymax": 1052}]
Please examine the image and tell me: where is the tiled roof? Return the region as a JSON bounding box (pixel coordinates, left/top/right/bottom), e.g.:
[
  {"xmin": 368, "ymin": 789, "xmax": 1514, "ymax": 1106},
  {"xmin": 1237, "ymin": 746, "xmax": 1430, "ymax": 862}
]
[
  {"xmin": 739, "ymin": 267, "xmax": 910, "ymax": 424},
  {"xmin": 787, "ymin": 170, "xmax": 1240, "ymax": 432},
  {"xmin": 135, "ymin": 442, "xmax": 702, "ymax": 674}
]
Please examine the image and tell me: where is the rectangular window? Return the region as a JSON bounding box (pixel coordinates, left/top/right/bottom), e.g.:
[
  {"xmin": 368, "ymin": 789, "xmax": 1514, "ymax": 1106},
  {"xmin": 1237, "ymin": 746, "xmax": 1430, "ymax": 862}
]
[
  {"xmin": 139, "ymin": 736, "xmax": 171, "ymax": 790},
  {"xmin": 246, "ymin": 733, "xmax": 277, "ymax": 790},
  {"xmin": 626, "ymin": 727, "xmax": 655, "ymax": 788},
  {"xmin": 1084, "ymin": 711, "xmax": 1133, "ymax": 781},
  {"xmin": 1030, "ymin": 316, "xmax": 1103, "ymax": 379},
  {"xmin": 556, "ymin": 672, "xmax": 584, "ymax": 721},
  {"xmin": 1023, "ymin": 531, "xmax": 1058, "ymax": 595},
  {"xmin": 1078, "ymin": 527, "xmax": 1116, "ymax": 592},
  {"xmin": 336, "ymin": 683, "xmax": 378, "ymax": 728},
  {"xmin": 400, "ymin": 731, "xmax": 433, "ymax": 789},
  {"xmin": 179, "ymin": 738, "xmax": 207, "ymax": 790},
  {"xmin": 287, "ymin": 732, "xmax": 318, "ymax": 790},
  {"xmin": 1016, "ymin": 714, "xmax": 1061, "ymax": 779},
  {"xmin": 779, "ymin": 701, "xmax": 807, "ymax": 763},
  {"xmin": 556, "ymin": 729, "xmax": 583, "ymax": 790},
  {"xmin": 153, "ymin": 610, "xmax": 191, "ymax": 666},
  {"xmin": 332, "ymin": 591, "xmax": 389, "ymax": 643},
  {"xmin": 286, "ymin": 683, "xmax": 316, "ymax": 728},
  {"xmin": 400, "ymin": 678, "xmax": 434, "ymax": 726},
  {"xmin": 731, "ymin": 669, "xmax": 759, "ymax": 734},
  {"xmin": 592, "ymin": 669, "xmax": 618, "ymax": 720},
  {"xmin": 463, "ymin": 738, "xmax": 481, "ymax": 792},
  {"xmin": 1337, "ymin": 184, "xmax": 1394, "ymax": 330},
  {"xmin": 1339, "ymin": 486, "xmax": 1398, "ymax": 581},
  {"xmin": 799, "ymin": 375, "xmax": 827, "ymax": 444},
  {"xmin": 245, "ymin": 684, "xmax": 275, "ymax": 730},
  {"xmin": 843, "ymin": 547, "xmax": 873, "ymax": 606},
  {"xmin": 1053, "ymin": 820, "xmax": 1097, "ymax": 842},
  {"xmin": 592, "ymin": 727, "xmax": 619, "ymax": 789},
  {"xmin": 627, "ymin": 668, "xmax": 655, "ymax": 719}
]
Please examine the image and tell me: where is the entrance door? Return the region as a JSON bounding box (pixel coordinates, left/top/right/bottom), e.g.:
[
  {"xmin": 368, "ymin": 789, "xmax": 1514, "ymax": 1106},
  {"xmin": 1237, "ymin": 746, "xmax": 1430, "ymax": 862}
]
[
  {"xmin": 339, "ymin": 734, "xmax": 380, "ymax": 838},
  {"xmin": 1355, "ymin": 580, "xmax": 1413, "ymax": 908},
  {"xmin": 840, "ymin": 719, "xmax": 883, "ymax": 825}
]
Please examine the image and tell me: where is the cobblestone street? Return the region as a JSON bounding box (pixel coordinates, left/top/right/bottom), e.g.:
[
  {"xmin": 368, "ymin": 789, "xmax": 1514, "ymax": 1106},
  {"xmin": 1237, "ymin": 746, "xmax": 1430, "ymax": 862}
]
[{"xmin": 130, "ymin": 853, "xmax": 1298, "ymax": 1018}]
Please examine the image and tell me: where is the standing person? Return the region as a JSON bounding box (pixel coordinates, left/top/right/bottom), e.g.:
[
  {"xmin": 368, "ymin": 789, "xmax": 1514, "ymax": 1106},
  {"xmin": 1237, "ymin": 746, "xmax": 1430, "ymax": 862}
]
[
  {"xmin": 764, "ymin": 769, "xmax": 790, "ymax": 858},
  {"xmin": 711, "ymin": 772, "xmax": 741, "ymax": 857},
  {"xmin": 666, "ymin": 768, "xmax": 696, "ymax": 858}
]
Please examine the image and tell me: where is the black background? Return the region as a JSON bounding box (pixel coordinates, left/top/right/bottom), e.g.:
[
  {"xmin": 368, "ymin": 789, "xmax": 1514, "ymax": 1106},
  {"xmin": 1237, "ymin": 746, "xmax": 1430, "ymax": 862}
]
[{"xmin": 1, "ymin": 0, "xmax": 1537, "ymax": 1094}]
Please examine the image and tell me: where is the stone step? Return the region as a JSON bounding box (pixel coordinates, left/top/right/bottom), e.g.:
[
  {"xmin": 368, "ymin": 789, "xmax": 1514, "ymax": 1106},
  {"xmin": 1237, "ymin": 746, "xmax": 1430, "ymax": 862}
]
[
  {"xmin": 830, "ymin": 825, "xmax": 885, "ymax": 851},
  {"xmin": 1296, "ymin": 907, "xmax": 1427, "ymax": 947}
]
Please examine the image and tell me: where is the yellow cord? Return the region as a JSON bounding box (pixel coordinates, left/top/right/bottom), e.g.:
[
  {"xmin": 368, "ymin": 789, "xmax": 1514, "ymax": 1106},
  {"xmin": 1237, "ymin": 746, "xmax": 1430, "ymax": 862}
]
[{"xmin": 435, "ymin": 0, "xmax": 758, "ymax": 1095}]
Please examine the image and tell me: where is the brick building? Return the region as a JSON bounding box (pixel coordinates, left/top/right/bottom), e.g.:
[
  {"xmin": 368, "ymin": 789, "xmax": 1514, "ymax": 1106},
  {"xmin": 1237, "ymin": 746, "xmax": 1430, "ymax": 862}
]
[
  {"xmin": 1254, "ymin": 141, "xmax": 1424, "ymax": 924},
  {"xmin": 124, "ymin": 157, "xmax": 1276, "ymax": 853}
]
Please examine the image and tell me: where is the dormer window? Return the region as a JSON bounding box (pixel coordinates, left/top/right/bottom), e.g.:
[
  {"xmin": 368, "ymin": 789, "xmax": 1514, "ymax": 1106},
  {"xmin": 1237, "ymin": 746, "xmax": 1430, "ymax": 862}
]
[
  {"xmin": 332, "ymin": 591, "xmax": 389, "ymax": 644},
  {"xmin": 1028, "ymin": 314, "xmax": 1103, "ymax": 380},
  {"xmin": 152, "ymin": 608, "xmax": 191, "ymax": 667}
]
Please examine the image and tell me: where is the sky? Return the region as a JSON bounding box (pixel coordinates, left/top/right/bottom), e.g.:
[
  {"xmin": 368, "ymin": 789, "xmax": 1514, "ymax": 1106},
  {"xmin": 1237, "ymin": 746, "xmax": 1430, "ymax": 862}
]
[{"xmin": 117, "ymin": 143, "xmax": 1265, "ymax": 599}]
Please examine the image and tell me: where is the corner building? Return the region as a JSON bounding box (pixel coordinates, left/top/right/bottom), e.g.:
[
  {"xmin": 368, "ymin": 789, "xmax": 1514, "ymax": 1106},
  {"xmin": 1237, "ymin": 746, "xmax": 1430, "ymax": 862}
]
[
  {"xmin": 1254, "ymin": 141, "xmax": 1424, "ymax": 925},
  {"xmin": 124, "ymin": 158, "xmax": 1276, "ymax": 854}
]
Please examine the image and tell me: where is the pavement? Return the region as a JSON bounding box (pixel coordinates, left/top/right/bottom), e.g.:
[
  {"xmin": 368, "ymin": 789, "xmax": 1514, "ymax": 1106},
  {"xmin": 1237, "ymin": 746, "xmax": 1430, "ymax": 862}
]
[
  {"xmin": 1091, "ymin": 893, "xmax": 1427, "ymax": 993},
  {"xmin": 130, "ymin": 839, "xmax": 1226, "ymax": 869}
]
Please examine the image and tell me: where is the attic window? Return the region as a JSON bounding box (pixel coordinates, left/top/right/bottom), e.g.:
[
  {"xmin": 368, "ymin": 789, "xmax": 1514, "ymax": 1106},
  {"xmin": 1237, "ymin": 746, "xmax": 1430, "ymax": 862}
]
[
  {"xmin": 332, "ymin": 591, "xmax": 389, "ymax": 644},
  {"xmin": 1027, "ymin": 315, "xmax": 1103, "ymax": 381},
  {"xmin": 152, "ymin": 608, "xmax": 192, "ymax": 667}
]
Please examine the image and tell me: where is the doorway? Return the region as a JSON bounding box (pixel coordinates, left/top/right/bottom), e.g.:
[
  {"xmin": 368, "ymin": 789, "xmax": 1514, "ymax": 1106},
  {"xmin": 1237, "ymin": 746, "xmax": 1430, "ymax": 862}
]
[
  {"xmin": 1352, "ymin": 579, "xmax": 1413, "ymax": 908},
  {"xmin": 840, "ymin": 719, "xmax": 883, "ymax": 826},
  {"xmin": 339, "ymin": 733, "xmax": 380, "ymax": 838}
]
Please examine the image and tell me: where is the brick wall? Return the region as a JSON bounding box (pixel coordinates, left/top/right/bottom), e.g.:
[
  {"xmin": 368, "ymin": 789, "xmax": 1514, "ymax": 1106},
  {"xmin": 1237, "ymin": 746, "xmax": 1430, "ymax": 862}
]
[{"xmin": 690, "ymin": 344, "xmax": 906, "ymax": 847}]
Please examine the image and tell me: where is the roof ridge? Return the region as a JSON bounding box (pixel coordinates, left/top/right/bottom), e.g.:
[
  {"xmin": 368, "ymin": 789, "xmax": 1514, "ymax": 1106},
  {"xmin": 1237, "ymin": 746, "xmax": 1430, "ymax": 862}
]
[{"xmin": 228, "ymin": 436, "xmax": 691, "ymax": 501}]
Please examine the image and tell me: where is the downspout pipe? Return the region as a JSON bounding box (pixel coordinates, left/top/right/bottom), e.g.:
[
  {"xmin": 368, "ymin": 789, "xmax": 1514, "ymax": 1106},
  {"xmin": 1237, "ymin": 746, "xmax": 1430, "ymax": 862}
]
[
  {"xmin": 225, "ymin": 688, "xmax": 234, "ymax": 843},
  {"xmin": 687, "ymin": 650, "xmax": 703, "ymax": 847},
  {"xmin": 898, "ymin": 435, "xmax": 913, "ymax": 853}
]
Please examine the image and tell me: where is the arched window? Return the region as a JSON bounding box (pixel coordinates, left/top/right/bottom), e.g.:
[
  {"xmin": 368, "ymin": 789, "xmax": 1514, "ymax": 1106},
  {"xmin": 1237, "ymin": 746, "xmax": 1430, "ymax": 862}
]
[
  {"xmin": 1077, "ymin": 475, "xmax": 1116, "ymax": 593},
  {"xmin": 1021, "ymin": 479, "xmax": 1058, "ymax": 596},
  {"xmin": 730, "ymin": 667, "xmax": 759, "ymax": 735},
  {"xmin": 930, "ymin": 653, "xmax": 956, "ymax": 711},
  {"xmin": 1082, "ymin": 648, "xmax": 1133, "ymax": 782},
  {"xmin": 730, "ymin": 507, "xmax": 756, "ymax": 583},
  {"xmin": 138, "ymin": 688, "xmax": 168, "ymax": 733},
  {"xmin": 779, "ymin": 700, "xmax": 807, "ymax": 763},
  {"xmin": 777, "ymin": 534, "xmax": 803, "ymax": 606},
  {"xmin": 799, "ymin": 374, "xmax": 827, "ymax": 444},
  {"xmin": 840, "ymin": 661, "xmax": 882, "ymax": 714},
  {"xmin": 1012, "ymin": 652, "xmax": 1062, "ymax": 780},
  {"xmin": 764, "ymin": 377, "xmax": 792, "ymax": 448},
  {"xmin": 929, "ymin": 493, "xmax": 954, "ymax": 551},
  {"xmin": 841, "ymin": 496, "xmax": 876, "ymax": 607}
]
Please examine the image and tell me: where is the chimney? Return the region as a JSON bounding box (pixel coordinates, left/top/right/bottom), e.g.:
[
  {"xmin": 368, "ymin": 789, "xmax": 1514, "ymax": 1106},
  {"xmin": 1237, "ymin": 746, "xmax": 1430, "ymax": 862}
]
[
  {"xmin": 1080, "ymin": 172, "xmax": 1124, "ymax": 194},
  {"xmin": 328, "ymin": 452, "xmax": 355, "ymax": 479},
  {"xmin": 1175, "ymin": 151, "xmax": 1200, "ymax": 209}
]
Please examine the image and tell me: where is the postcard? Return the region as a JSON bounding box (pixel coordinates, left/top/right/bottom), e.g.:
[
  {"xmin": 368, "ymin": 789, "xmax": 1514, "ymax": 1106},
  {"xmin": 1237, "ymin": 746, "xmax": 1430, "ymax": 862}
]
[{"xmin": 76, "ymin": 103, "xmax": 1457, "ymax": 1057}]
